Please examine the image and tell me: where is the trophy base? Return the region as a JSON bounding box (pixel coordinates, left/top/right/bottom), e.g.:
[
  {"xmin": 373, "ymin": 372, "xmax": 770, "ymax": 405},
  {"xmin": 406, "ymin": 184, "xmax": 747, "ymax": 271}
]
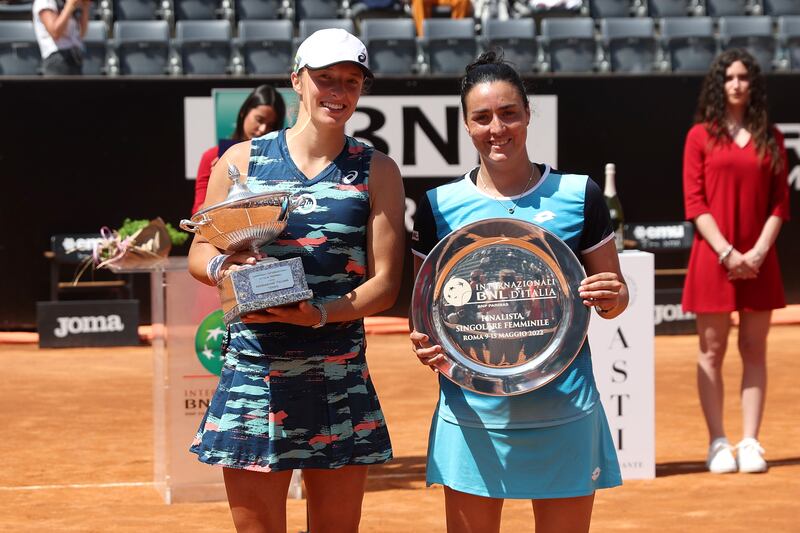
[{"xmin": 219, "ymin": 257, "xmax": 313, "ymax": 326}]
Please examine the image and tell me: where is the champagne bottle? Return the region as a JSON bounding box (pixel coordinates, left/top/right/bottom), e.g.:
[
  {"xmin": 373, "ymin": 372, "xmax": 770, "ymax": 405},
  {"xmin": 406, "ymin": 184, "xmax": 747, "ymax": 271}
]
[{"xmin": 604, "ymin": 163, "xmax": 624, "ymax": 252}]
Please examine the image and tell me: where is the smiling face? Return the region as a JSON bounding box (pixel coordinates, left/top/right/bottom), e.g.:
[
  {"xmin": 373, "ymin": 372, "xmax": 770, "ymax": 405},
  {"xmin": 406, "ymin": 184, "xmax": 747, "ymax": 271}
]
[
  {"xmin": 242, "ymin": 104, "xmax": 278, "ymax": 140},
  {"xmin": 464, "ymin": 80, "xmax": 531, "ymax": 165},
  {"xmin": 291, "ymin": 62, "xmax": 364, "ymax": 127},
  {"xmin": 724, "ymin": 60, "xmax": 750, "ymax": 112}
]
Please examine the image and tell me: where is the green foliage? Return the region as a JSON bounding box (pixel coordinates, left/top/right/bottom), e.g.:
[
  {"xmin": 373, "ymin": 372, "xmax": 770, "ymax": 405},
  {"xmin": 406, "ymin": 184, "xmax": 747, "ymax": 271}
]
[{"xmin": 118, "ymin": 218, "xmax": 189, "ymax": 246}]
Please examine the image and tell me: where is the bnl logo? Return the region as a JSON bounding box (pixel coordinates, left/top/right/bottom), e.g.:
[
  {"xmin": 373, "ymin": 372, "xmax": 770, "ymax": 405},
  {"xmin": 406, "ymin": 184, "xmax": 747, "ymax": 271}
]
[{"xmin": 778, "ymin": 123, "xmax": 800, "ymax": 191}]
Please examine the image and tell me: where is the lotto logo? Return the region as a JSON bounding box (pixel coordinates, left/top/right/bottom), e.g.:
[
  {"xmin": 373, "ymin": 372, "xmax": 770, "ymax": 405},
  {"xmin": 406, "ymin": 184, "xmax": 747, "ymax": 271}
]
[{"xmin": 442, "ymin": 277, "xmax": 472, "ymax": 306}]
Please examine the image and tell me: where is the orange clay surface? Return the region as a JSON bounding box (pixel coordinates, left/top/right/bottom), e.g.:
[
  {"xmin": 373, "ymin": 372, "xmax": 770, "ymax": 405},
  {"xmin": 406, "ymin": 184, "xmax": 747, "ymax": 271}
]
[{"xmin": 1, "ymin": 326, "xmax": 798, "ymax": 532}]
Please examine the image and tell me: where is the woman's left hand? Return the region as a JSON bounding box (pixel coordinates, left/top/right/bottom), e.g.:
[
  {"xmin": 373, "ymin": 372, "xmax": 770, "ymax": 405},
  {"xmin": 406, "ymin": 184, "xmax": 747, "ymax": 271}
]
[
  {"xmin": 578, "ymin": 272, "xmax": 624, "ymax": 313},
  {"xmin": 242, "ymin": 300, "xmax": 322, "ymax": 326}
]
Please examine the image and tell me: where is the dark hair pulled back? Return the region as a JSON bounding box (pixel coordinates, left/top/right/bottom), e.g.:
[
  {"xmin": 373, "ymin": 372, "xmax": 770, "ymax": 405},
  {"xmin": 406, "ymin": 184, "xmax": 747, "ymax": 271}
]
[
  {"xmin": 460, "ymin": 50, "xmax": 529, "ymax": 117},
  {"xmin": 233, "ymin": 84, "xmax": 287, "ymax": 141}
]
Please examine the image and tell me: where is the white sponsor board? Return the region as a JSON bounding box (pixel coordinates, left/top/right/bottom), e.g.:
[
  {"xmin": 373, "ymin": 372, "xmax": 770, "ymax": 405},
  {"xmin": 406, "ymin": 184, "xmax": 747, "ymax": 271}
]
[
  {"xmin": 184, "ymin": 95, "xmax": 557, "ymax": 179},
  {"xmin": 589, "ymin": 251, "xmax": 656, "ymax": 480}
]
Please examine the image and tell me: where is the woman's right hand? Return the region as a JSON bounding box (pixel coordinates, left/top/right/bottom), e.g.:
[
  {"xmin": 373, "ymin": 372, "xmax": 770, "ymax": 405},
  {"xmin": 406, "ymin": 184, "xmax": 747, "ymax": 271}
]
[
  {"xmin": 723, "ymin": 249, "xmax": 758, "ymax": 281},
  {"xmin": 410, "ymin": 330, "xmax": 444, "ymax": 372},
  {"xmin": 219, "ymin": 250, "xmax": 266, "ymax": 278}
]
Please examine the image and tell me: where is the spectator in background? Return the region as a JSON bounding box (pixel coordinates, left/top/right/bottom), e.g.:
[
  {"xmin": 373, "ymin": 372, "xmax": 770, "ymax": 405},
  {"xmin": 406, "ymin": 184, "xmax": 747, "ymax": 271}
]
[
  {"xmin": 682, "ymin": 49, "xmax": 790, "ymax": 475},
  {"xmin": 192, "ymin": 84, "xmax": 286, "ymax": 214},
  {"xmin": 32, "ymin": 0, "xmax": 90, "ymax": 75},
  {"xmin": 411, "ymin": 0, "xmax": 472, "ymax": 36}
]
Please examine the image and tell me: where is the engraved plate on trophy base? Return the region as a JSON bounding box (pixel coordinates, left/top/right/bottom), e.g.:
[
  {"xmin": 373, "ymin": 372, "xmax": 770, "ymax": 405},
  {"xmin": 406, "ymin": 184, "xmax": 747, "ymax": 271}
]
[{"xmin": 219, "ymin": 257, "xmax": 313, "ymax": 325}]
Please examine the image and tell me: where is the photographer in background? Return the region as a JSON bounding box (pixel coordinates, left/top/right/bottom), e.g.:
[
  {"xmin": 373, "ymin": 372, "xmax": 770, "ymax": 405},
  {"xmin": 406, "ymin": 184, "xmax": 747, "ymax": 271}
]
[{"xmin": 32, "ymin": 0, "xmax": 90, "ymax": 75}]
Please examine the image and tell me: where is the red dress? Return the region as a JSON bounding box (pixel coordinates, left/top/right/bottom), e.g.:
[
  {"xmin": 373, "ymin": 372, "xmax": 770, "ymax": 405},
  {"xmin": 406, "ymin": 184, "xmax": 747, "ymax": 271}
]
[
  {"xmin": 682, "ymin": 124, "xmax": 790, "ymax": 313},
  {"xmin": 191, "ymin": 146, "xmax": 219, "ymax": 215}
]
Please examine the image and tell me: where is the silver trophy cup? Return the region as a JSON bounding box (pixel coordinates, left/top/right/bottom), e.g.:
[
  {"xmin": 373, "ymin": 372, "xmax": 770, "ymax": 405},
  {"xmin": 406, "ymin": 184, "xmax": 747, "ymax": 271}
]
[{"xmin": 180, "ymin": 164, "xmax": 313, "ymax": 325}]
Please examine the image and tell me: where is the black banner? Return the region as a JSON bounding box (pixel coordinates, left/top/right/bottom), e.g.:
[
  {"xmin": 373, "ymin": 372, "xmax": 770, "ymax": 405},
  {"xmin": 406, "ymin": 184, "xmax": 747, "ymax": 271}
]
[
  {"xmin": 36, "ymin": 300, "xmax": 140, "ymax": 348},
  {"xmin": 2, "ymin": 75, "xmax": 798, "ymax": 328}
]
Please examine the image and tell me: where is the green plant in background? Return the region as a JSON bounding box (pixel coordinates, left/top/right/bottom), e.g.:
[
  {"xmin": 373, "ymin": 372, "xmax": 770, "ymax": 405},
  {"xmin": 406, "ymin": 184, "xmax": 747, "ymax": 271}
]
[{"xmin": 118, "ymin": 218, "xmax": 189, "ymax": 246}]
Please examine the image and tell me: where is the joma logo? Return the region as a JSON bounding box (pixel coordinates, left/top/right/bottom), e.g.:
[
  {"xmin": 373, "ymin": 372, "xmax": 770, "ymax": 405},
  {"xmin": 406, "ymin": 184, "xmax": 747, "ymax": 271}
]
[{"xmin": 54, "ymin": 315, "xmax": 125, "ymax": 338}]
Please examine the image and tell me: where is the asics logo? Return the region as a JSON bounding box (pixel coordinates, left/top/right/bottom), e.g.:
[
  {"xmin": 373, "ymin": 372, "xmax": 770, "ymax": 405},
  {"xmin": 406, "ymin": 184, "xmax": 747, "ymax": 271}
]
[
  {"xmin": 342, "ymin": 170, "xmax": 359, "ymax": 184},
  {"xmin": 533, "ymin": 211, "xmax": 556, "ymax": 223}
]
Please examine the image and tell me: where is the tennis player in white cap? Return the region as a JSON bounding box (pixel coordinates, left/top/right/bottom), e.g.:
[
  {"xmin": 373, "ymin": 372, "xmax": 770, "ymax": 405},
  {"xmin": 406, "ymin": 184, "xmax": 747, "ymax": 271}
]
[{"xmin": 188, "ymin": 28, "xmax": 406, "ymax": 532}]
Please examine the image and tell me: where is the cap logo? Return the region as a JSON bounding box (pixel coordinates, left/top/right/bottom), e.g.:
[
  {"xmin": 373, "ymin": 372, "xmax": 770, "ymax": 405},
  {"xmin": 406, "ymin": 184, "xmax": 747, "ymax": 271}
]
[{"xmin": 358, "ymin": 52, "xmax": 367, "ymax": 63}]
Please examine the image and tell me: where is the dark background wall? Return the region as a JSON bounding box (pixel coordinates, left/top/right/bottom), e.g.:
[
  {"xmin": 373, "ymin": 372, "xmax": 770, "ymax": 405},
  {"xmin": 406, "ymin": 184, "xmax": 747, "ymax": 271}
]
[{"xmin": 1, "ymin": 75, "xmax": 798, "ymax": 328}]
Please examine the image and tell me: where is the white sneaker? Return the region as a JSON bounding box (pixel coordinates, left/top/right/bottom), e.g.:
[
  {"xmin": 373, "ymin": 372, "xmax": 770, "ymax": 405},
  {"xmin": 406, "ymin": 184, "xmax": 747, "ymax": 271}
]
[
  {"xmin": 707, "ymin": 437, "xmax": 738, "ymax": 473},
  {"xmin": 737, "ymin": 438, "xmax": 768, "ymax": 473}
]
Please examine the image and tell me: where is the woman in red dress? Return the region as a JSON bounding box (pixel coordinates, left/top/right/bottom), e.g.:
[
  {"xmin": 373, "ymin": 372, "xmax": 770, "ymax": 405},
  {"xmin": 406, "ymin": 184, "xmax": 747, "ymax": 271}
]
[
  {"xmin": 191, "ymin": 85, "xmax": 286, "ymax": 214},
  {"xmin": 682, "ymin": 49, "xmax": 790, "ymax": 474}
]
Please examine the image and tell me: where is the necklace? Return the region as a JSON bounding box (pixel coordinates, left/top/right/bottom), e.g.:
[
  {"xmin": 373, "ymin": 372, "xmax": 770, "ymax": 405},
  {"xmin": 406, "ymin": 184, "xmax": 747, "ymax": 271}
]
[{"xmin": 478, "ymin": 163, "xmax": 536, "ymax": 215}]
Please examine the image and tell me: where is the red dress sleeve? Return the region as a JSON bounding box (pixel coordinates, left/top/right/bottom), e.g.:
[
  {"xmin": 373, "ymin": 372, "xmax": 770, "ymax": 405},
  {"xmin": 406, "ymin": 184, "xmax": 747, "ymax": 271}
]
[
  {"xmin": 683, "ymin": 124, "xmax": 710, "ymax": 221},
  {"xmin": 192, "ymin": 146, "xmax": 219, "ymax": 215},
  {"xmin": 769, "ymin": 128, "xmax": 791, "ymax": 221}
]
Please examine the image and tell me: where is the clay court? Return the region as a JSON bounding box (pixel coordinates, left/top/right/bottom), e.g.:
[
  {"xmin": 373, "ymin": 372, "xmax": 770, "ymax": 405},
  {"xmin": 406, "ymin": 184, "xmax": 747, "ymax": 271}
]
[{"xmin": 1, "ymin": 324, "xmax": 798, "ymax": 532}]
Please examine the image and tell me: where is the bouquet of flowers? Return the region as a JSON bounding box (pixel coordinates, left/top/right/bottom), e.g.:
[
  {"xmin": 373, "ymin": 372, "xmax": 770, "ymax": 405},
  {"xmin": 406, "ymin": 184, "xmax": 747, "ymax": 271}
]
[{"xmin": 93, "ymin": 217, "xmax": 188, "ymax": 271}]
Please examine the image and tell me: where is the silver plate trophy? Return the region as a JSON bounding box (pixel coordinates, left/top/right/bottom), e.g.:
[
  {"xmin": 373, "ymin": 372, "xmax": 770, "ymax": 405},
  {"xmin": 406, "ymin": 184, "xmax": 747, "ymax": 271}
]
[
  {"xmin": 181, "ymin": 164, "xmax": 314, "ymax": 325},
  {"xmin": 412, "ymin": 218, "xmax": 590, "ymax": 396}
]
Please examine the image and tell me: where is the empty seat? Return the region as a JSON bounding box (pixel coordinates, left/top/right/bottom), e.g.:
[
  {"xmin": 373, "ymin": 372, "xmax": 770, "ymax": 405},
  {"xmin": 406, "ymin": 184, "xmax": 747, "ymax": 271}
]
[
  {"xmin": 704, "ymin": 0, "xmax": 748, "ymax": 16},
  {"xmin": 0, "ymin": 21, "xmax": 40, "ymax": 75},
  {"xmin": 483, "ymin": 18, "xmax": 538, "ymax": 74},
  {"xmin": 298, "ymin": 18, "xmax": 355, "ymax": 40},
  {"xmin": 764, "ymin": 0, "xmax": 800, "ymax": 16},
  {"xmin": 113, "ymin": 20, "xmax": 170, "ymax": 75},
  {"xmin": 237, "ymin": 19, "xmax": 293, "ymax": 74},
  {"xmin": 540, "ymin": 17, "xmax": 597, "ymax": 73},
  {"xmin": 660, "ymin": 16, "xmax": 716, "ymax": 71},
  {"xmin": 360, "ymin": 18, "xmax": 418, "ymax": 75},
  {"xmin": 112, "ymin": 0, "xmax": 168, "ymax": 20},
  {"xmin": 422, "ymin": 19, "xmax": 477, "ymax": 74},
  {"xmin": 601, "ymin": 17, "xmax": 658, "ymax": 72},
  {"xmin": 590, "ymin": 0, "xmax": 631, "ymax": 17},
  {"xmin": 174, "ymin": 20, "xmax": 232, "ymax": 74},
  {"xmin": 81, "ymin": 21, "xmax": 108, "ymax": 75},
  {"xmin": 235, "ymin": 0, "xmax": 283, "ymax": 19},
  {"xmin": 778, "ymin": 16, "xmax": 800, "ymax": 70},
  {"xmin": 174, "ymin": 0, "xmax": 220, "ymax": 19},
  {"xmin": 719, "ymin": 16, "xmax": 776, "ymax": 72},
  {"xmin": 647, "ymin": 0, "xmax": 688, "ymax": 16},
  {"xmin": 295, "ymin": 0, "xmax": 340, "ymax": 19}
]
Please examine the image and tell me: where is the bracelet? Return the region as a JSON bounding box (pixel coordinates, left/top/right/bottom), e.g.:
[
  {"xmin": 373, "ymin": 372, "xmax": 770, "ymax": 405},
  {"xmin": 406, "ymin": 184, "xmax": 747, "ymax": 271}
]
[
  {"xmin": 718, "ymin": 244, "xmax": 734, "ymax": 264},
  {"xmin": 207, "ymin": 253, "xmax": 232, "ymax": 285},
  {"xmin": 311, "ymin": 303, "xmax": 328, "ymax": 329}
]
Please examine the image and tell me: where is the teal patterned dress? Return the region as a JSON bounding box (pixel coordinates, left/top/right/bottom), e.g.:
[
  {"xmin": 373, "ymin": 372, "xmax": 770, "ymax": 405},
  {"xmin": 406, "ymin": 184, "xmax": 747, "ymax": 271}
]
[{"xmin": 190, "ymin": 130, "xmax": 393, "ymax": 472}]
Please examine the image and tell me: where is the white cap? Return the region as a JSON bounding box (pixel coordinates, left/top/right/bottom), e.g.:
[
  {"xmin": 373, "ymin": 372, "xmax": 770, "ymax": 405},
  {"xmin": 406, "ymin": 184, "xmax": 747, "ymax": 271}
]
[{"xmin": 293, "ymin": 28, "xmax": 372, "ymax": 79}]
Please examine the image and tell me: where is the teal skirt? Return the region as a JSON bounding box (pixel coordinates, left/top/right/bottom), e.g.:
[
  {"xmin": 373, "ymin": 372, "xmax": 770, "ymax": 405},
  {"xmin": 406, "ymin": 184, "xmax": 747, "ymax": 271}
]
[{"xmin": 426, "ymin": 404, "xmax": 622, "ymax": 499}]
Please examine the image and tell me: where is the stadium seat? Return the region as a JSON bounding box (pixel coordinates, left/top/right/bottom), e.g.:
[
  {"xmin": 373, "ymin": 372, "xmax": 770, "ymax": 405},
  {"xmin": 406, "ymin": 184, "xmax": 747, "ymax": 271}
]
[
  {"xmin": 174, "ymin": 20, "xmax": 232, "ymax": 74},
  {"xmin": 295, "ymin": 0, "xmax": 340, "ymax": 20},
  {"xmin": 778, "ymin": 16, "xmax": 800, "ymax": 70},
  {"xmin": 112, "ymin": 20, "xmax": 170, "ymax": 75},
  {"xmin": 82, "ymin": 20, "xmax": 108, "ymax": 75},
  {"xmin": 174, "ymin": 0, "xmax": 220, "ymax": 19},
  {"xmin": 540, "ymin": 17, "xmax": 597, "ymax": 73},
  {"xmin": 237, "ymin": 19, "xmax": 293, "ymax": 74},
  {"xmin": 483, "ymin": 18, "xmax": 538, "ymax": 74},
  {"xmin": 601, "ymin": 17, "xmax": 658, "ymax": 72},
  {"xmin": 298, "ymin": 18, "xmax": 355, "ymax": 40},
  {"xmin": 660, "ymin": 16, "xmax": 717, "ymax": 72},
  {"xmin": 234, "ymin": 0, "xmax": 283, "ymax": 19},
  {"xmin": 0, "ymin": 20, "xmax": 40, "ymax": 75},
  {"xmin": 590, "ymin": 0, "xmax": 631, "ymax": 18},
  {"xmin": 719, "ymin": 16, "xmax": 776, "ymax": 72},
  {"xmin": 647, "ymin": 0, "xmax": 688, "ymax": 16},
  {"xmin": 704, "ymin": 0, "xmax": 749, "ymax": 16},
  {"xmin": 422, "ymin": 19, "xmax": 477, "ymax": 75},
  {"xmin": 763, "ymin": 0, "xmax": 800, "ymax": 16},
  {"xmin": 360, "ymin": 18, "xmax": 418, "ymax": 75},
  {"xmin": 112, "ymin": 0, "xmax": 170, "ymax": 20}
]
